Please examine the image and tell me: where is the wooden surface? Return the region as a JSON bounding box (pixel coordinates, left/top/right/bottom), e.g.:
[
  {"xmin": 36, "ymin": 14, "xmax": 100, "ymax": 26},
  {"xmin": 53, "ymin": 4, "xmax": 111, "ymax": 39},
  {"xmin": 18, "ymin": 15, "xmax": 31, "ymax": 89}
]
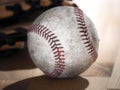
[
  {"xmin": 0, "ymin": 76, "xmax": 110, "ymax": 90},
  {"xmin": 28, "ymin": 76, "xmax": 109, "ymax": 90}
]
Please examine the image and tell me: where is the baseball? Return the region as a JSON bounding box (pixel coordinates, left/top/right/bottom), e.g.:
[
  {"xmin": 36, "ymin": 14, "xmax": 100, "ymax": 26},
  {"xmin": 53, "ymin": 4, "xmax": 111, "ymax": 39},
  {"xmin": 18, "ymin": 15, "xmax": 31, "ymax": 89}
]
[{"xmin": 27, "ymin": 6, "xmax": 99, "ymax": 78}]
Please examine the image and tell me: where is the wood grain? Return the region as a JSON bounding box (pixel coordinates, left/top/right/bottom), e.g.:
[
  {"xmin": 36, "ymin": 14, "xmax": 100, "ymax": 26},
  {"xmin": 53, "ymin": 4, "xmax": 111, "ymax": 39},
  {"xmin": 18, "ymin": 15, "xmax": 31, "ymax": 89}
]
[
  {"xmin": 0, "ymin": 80, "xmax": 19, "ymax": 90},
  {"xmin": 27, "ymin": 76, "xmax": 109, "ymax": 90},
  {"xmin": 85, "ymin": 77, "xmax": 109, "ymax": 90}
]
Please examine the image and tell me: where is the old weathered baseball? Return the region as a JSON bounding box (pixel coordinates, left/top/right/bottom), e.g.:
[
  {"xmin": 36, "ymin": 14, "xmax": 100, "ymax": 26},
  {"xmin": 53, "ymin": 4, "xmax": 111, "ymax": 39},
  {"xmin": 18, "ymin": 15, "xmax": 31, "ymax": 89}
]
[{"xmin": 27, "ymin": 6, "xmax": 99, "ymax": 78}]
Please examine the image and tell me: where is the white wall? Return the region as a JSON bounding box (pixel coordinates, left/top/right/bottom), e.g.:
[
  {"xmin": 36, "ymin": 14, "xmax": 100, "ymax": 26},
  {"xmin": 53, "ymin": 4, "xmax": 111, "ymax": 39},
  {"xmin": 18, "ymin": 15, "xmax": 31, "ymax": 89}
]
[{"xmin": 73, "ymin": 0, "xmax": 120, "ymax": 64}]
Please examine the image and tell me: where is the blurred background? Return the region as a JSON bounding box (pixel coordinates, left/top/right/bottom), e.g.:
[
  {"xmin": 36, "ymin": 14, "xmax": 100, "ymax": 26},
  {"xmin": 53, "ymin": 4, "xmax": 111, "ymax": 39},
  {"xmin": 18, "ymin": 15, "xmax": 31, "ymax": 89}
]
[
  {"xmin": 0, "ymin": 0, "xmax": 120, "ymax": 90},
  {"xmin": 74, "ymin": 0, "xmax": 120, "ymax": 75}
]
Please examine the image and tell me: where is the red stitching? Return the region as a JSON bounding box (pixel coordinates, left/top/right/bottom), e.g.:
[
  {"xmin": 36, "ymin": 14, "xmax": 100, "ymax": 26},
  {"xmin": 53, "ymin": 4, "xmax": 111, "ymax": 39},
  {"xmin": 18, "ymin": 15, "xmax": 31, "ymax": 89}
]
[
  {"xmin": 74, "ymin": 8, "xmax": 98, "ymax": 61},
  {"xmin": 29, "ymin": 24, "xmax": 65, "ymax": 78}
]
